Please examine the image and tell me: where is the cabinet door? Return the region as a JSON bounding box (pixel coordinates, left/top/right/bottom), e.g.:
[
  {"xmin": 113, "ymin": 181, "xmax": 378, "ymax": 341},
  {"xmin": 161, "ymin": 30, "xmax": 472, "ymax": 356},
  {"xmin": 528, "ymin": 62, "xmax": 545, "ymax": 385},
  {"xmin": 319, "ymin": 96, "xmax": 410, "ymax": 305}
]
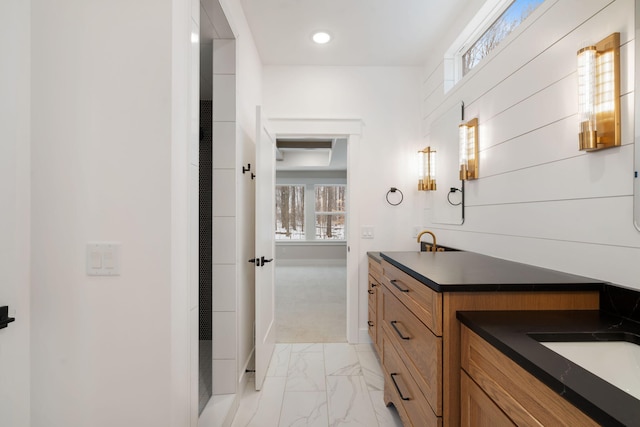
[
  {"xmin": 367, "ymin": 274, "xmax": 380, "ymax": 352},
  {"xmin": 461, "ymin": 371, "xmax": 515, "ymax": 427},
  {"xmin": 461, "ymin": 326, "xmax": 600, "ymax": 426}
]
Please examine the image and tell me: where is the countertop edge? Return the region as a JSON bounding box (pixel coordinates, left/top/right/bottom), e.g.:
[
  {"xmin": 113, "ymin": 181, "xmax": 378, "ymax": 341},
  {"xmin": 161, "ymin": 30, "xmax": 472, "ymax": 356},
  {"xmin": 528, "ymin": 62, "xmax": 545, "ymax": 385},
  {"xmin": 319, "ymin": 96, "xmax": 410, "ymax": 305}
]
[
  {"xmin": 380, "ymin": 251, "xmax": 604, "ymax": 293},
  {"xmin": 380, "ymin": 252, "xmax": 443, "ymax": 291}
]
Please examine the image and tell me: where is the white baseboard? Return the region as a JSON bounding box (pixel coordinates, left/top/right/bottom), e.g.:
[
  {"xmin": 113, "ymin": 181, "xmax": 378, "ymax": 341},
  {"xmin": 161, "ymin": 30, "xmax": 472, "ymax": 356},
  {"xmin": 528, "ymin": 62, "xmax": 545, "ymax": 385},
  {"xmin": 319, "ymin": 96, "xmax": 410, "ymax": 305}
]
[{"xmin": 358, "ymin": 327, "xmax": 373, "ymax": 344}]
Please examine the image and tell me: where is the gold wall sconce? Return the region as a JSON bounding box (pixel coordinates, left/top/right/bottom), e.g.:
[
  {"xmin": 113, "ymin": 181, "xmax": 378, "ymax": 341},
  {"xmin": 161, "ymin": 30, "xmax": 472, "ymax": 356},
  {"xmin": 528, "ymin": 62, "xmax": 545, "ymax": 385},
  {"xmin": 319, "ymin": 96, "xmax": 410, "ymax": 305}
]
[
  {"xmin": 418, "ymin": 146, "xmax": 437, "ymax": 191},
  {"xmin": 459, "ymin": 118, "xmax": 479, "ymax": 180},
  {"xmin": 577, "ymin": 32, "xmax": 620, "ymax": 151}
]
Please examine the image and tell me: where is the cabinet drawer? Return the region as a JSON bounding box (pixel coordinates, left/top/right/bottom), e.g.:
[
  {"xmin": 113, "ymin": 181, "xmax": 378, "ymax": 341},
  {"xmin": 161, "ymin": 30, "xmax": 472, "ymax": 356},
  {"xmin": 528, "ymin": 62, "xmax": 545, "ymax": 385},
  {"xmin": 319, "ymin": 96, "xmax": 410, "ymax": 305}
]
[
  {"xmin": 368, "ymin": 258, "xmax": 383, "ymax": 283},
  {"xmin": 382, "ymin": 331, "xmax": 441, "ymax": 427},
  {"xmin": 382, "ymin": 286, "xmax": 442, "ymax": 415},
  {"xmin": 382, "ymin": 260, "xmax": 442, "ymax": 335}
]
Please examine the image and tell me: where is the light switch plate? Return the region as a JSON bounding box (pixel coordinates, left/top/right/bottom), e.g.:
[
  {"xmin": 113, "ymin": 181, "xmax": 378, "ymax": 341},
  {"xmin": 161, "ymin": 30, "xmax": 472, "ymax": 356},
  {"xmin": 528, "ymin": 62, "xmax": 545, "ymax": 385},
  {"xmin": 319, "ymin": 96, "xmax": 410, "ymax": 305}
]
[
  {"xmin": 361, "ymin": 226, "xmax": 374, "ymax": 239},
  {"xmin": 86, "ymin": 242, "xmax": 121, "ymax": 276}
]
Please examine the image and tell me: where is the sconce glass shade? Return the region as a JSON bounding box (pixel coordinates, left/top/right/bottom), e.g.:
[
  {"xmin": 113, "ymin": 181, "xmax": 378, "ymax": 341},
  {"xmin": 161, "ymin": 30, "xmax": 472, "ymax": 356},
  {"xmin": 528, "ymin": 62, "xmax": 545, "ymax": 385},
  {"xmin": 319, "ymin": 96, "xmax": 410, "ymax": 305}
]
[
  {"xmin": 577, "ymin": 33, "xmax": 620, "ymax": 151},
  {"xmin": 418, "ymin": 147, "xmax": 436, "ymax": 191},
  {"xmin": 459, "ymin": 118, "xmax": 479, "ymax": 180}
]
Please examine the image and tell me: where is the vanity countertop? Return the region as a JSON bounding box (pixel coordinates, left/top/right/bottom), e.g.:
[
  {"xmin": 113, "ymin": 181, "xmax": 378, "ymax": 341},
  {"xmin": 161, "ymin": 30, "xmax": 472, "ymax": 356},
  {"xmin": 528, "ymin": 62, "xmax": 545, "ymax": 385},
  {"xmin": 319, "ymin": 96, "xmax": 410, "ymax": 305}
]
[
  {"xmin": 380, "ymin": 251, "xmax": 605, "ymax": 292},
  {"xmin": 457, "ymin": 310, "xmax": 640, "ymax": 426},
  {"xmin": 366, "ymin": 251, "xmax": 382, "ymax": 264}
]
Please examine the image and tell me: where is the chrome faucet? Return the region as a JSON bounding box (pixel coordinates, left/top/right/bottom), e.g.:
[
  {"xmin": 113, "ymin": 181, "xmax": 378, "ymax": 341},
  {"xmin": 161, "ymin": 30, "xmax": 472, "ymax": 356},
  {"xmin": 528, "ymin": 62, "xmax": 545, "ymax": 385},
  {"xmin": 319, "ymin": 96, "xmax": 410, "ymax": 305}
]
[{"xmin": 417, "ymin": 230, "xmax": 437, "ymax": 252}]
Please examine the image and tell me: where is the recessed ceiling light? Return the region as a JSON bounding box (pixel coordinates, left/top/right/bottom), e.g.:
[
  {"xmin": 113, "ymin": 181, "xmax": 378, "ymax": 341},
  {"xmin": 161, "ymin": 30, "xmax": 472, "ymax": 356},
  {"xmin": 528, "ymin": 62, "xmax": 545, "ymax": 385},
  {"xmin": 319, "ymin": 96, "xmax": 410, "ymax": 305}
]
[{"xmin": 312, "ymin": 31, "xmax": 331, "ymax": 44}]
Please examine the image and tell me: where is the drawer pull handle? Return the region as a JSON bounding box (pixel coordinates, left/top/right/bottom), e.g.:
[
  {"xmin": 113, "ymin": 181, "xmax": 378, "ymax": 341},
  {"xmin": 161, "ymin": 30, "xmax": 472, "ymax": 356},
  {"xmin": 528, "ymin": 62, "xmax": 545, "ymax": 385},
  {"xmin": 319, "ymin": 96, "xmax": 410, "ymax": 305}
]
[
  {"xmin": 368, "ymin": 321, "xmax": 374, "ymax": 327},
  {"xmin": 368, "ymin": 290, "xmax": 375, "ymax": 294},
  {"xmin": 370, "ymin": 282, "xmax": 377, "ymax": 287},
  {"xmin": 389, "ymin": 279, "xmax": 410, "ymax": 293},
  {"xmin": 390, "ymin": 373, "xmax": 411, "ymax": 401},
  {"xmin": 390, "ymin": 320, "xmax": 410, "ymax": 340}
]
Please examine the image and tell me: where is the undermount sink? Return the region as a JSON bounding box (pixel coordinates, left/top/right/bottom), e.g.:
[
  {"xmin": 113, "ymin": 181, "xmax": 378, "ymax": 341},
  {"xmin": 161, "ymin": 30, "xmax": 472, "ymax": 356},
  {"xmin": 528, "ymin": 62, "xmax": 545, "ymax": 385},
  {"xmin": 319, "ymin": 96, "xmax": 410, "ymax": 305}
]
[
  {"xmin": 420, "ymin": 242, "xmax": 461, "ymax": 252},
  {"xmin": 534, "ymin": 334, "xmax": 640, "ymax": 400}
]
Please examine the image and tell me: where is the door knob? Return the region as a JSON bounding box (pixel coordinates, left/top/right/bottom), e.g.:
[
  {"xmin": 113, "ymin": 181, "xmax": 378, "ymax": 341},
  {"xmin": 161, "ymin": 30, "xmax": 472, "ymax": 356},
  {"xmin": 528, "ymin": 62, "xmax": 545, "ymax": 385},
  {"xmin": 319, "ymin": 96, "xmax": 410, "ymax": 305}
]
[
  {"xmin": 260, "ymin": 256, "xmax": 273, "ymax": 265},
  {"xmin": 0, "ymin": 306, "xmax": 15, "ymax": 330}
]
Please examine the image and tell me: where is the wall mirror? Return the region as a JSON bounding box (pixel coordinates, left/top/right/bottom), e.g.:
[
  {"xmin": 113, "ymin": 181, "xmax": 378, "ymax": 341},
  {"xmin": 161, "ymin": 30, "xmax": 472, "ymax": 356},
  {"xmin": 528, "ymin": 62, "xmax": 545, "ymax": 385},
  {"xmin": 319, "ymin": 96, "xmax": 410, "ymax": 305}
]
[
  {"xmin": 635, "ymin": 0, "xmax": 640, "ymax": 230},
  {"xmin": 429, "ymin": 103, "xmax": 464, "ymax": 225}
]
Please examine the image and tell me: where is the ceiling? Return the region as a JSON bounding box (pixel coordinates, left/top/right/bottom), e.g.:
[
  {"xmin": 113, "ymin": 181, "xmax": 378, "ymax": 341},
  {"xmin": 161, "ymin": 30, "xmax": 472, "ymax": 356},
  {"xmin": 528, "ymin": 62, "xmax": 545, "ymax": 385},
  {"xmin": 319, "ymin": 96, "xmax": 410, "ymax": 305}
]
[
  {"xmin": 239, "ymin": 0, "xmax": 474, "ymax": 66},
  {"xmin": 276, "ymin": 138, "xmax": 348, "ymax": 171}
]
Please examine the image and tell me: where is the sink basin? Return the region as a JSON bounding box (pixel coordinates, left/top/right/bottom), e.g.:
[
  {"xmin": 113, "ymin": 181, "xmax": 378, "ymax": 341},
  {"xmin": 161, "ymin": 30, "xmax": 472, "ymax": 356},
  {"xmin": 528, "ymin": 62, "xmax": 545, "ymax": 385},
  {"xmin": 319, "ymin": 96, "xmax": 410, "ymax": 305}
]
[
  {"xmin": 420, "ymin": 242, "xmax": 460, "ymax": 252},
  {"xmin": 536, "ymin": 337, "xmax": 640, "ymax": 400}
]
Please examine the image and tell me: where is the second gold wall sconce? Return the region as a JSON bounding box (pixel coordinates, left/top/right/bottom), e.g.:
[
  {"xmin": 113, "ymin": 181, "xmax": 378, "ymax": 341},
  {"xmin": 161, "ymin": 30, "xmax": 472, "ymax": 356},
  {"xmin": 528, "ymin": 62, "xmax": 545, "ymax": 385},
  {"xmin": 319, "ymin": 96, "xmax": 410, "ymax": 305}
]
[
  {"xmin": 577, "ymin": 32, "xmax": 620, "ymax": 151},
  {"xmin": 418, "ymin": 146, "xmax": 437, "ymax": 191},
  {"xmin": 459, "ymin": 118, "xmax": 479, "ymax": 180}
]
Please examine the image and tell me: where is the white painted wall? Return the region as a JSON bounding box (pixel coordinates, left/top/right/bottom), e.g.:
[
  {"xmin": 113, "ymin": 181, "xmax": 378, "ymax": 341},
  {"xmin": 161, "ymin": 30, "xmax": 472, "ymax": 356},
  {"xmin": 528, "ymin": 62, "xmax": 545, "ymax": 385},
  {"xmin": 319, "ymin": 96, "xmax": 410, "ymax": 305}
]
[
  {"xmin": 276, "ymin": 243, "xmax": 347, "ymax": 264},
  {"xmin": 421, "ymin": 0, "xmax": 640, "ymax": 290},
  {"xmin": 0, "ymin": 1, "xmax": 31, "ymax": 426},
  {"xmin": 30, "ymin": 0, "xmax": 193, "ymax": 425},
  {"xmin": 263, "ymin": 66, "xmax": 423, "ymax": 340},
  {"xmin": 188, "ymin": 1, "xmax": 201, "ymax": 423}
]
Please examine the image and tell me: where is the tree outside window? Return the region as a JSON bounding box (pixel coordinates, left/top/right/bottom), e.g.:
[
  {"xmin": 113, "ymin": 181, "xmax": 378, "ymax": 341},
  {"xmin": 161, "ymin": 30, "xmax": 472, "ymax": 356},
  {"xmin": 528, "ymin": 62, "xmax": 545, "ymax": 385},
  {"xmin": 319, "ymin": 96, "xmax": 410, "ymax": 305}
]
[
  {"xmin": 462, "ymin": 0, "xmax": 544, "ymax": 76},
  {"xmin": 315, "ymin": 185, "xmax": 346, "ymax": 240},
  {"xmin": 275, "ymin": 184, "xmax": 346, "ymax": 240},
  {"xmin": 275, "ymin": 185, "xmax": 305, "ymax": 240}
]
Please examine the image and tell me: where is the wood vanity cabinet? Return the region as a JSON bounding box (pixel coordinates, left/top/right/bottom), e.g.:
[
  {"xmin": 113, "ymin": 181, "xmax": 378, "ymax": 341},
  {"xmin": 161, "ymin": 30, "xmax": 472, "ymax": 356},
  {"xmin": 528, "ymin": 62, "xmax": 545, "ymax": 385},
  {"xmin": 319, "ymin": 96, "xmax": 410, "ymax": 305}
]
[
  {"xmin": 460, "ymin": 325, "xmax": 599, "ymax": 427},
  {"xmin": 378, "ymin": 259, "xmax": 600, "ymax": 427},
  {"xmin": 367, "ymin": 257, "xmax": 384, "ymax": 354}
]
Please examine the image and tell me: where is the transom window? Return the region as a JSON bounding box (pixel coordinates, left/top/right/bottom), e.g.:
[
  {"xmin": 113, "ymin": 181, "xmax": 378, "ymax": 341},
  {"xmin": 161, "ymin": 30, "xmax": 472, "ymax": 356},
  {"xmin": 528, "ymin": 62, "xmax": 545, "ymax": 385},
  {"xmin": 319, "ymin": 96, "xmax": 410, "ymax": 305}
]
[
  {"xmin": 462, "ymin": 0, "xmax": 544, "ymax": 76},
  {"xmin": 445, "ymin": 0, "xmax": 546, "ymax": 91}
]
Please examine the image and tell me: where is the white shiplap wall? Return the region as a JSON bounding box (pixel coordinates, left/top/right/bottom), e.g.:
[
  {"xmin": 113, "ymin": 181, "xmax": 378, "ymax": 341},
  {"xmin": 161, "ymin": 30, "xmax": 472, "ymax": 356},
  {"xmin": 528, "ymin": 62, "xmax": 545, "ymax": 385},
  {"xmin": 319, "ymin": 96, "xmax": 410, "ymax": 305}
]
[{"xmin": 422, "ymin": 0, "xmax": 640, "ymax": 290}]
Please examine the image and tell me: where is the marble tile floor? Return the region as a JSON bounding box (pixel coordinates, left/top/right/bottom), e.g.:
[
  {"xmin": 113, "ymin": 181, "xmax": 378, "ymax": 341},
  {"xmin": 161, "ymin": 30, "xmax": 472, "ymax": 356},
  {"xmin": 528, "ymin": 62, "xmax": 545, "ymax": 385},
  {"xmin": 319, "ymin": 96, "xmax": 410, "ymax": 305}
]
[
  {"xmin": 199, "ymin": 340, "xmax": 213, "ymax": 415},
  {"xmin": 230, "ymin": 342, "xmax": 403, "ymax": 427}
]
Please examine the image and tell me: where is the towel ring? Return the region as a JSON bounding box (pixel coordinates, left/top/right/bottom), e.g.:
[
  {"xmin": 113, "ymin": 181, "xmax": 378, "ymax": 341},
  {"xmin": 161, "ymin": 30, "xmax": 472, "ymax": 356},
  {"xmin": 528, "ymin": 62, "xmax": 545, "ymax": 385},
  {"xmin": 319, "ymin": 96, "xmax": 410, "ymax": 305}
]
[
  {"xmin": 447, "ymin": 187, "xmax": 462, "ymax": 206},
  {"xmin": 386, "ymin": 187, "xmax": 404, "ymax": 206}
]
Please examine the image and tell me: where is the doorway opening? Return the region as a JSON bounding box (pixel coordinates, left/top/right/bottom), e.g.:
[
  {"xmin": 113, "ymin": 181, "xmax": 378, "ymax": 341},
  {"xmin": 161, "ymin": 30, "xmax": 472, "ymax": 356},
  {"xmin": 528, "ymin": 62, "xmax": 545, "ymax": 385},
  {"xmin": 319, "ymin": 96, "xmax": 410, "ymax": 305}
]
[
  {"xmin": 274, "ymin": 139, "xmax": 348, "ymax": 342},
  {"xmin": 267, "ymin": 118, "xmax": 363, "ymax": 344}
]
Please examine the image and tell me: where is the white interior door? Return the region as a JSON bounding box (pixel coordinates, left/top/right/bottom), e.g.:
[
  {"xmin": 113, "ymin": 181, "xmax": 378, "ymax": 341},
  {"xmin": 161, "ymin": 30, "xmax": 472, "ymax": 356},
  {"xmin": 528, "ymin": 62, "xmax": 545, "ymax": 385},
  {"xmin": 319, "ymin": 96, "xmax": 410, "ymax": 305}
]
[
  {"xmin": 1, "ymin": 2, "xmax": 29, "ymax": 423},
  {"xmin": 254, "ymin": 106, "xmax": 276, "ymax": 390}
]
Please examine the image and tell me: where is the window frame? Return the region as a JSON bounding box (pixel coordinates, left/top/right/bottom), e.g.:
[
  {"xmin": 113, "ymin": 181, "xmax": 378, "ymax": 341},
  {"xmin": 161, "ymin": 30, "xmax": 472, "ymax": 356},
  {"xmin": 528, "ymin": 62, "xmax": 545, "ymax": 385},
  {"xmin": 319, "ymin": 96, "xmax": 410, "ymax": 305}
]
[
  {"xmin": 444, "ymin": 0, "xmax": 548, "ymax": 92},
  {"xmin": 274, "ymin": 182, "xmax": 347, "ymax": 242}
]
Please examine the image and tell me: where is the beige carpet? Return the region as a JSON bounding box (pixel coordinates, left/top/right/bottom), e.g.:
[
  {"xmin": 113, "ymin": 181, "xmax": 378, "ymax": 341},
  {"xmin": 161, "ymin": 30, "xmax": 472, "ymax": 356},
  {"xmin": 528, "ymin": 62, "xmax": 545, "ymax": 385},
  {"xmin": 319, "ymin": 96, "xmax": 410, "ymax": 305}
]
[{"xmin": 275, "ymin": 264, "xmax": 347, "ymax": 343}]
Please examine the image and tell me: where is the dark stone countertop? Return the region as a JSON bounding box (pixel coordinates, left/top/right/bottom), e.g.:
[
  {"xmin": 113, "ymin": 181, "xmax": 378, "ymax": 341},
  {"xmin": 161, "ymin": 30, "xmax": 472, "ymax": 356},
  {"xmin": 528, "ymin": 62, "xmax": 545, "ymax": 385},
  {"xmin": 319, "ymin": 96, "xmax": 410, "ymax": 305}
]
[
  {"xmin": 457, "ymin": 310, "xmax": 640, "ymax": 426},
  {"xmin": 366, "ymin": 251, "xmax": 382, "ymax": 264},
  {"xmin": 380, "ymin": 251, "xmax": 605, "ymax": 292}
]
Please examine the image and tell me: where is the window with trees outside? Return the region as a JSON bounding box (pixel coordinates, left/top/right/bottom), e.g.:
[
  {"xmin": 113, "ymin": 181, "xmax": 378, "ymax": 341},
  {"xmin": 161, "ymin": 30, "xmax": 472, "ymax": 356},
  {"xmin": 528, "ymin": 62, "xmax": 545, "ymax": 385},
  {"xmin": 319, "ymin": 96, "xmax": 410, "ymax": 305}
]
[
  {"xmin": 462, "ymin": 0, "xmax": 544, "ymax": 76},
  {"xmin": 275, "ymin": 185, "xmax": 305, "ymax": 240},
  {"xmin": 315, "ymin": 185, "xmax": 346, "ymax": 240},
  {"xmin": 275, "ymin": 184, "xmax": 346, "ymax": 240}
]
